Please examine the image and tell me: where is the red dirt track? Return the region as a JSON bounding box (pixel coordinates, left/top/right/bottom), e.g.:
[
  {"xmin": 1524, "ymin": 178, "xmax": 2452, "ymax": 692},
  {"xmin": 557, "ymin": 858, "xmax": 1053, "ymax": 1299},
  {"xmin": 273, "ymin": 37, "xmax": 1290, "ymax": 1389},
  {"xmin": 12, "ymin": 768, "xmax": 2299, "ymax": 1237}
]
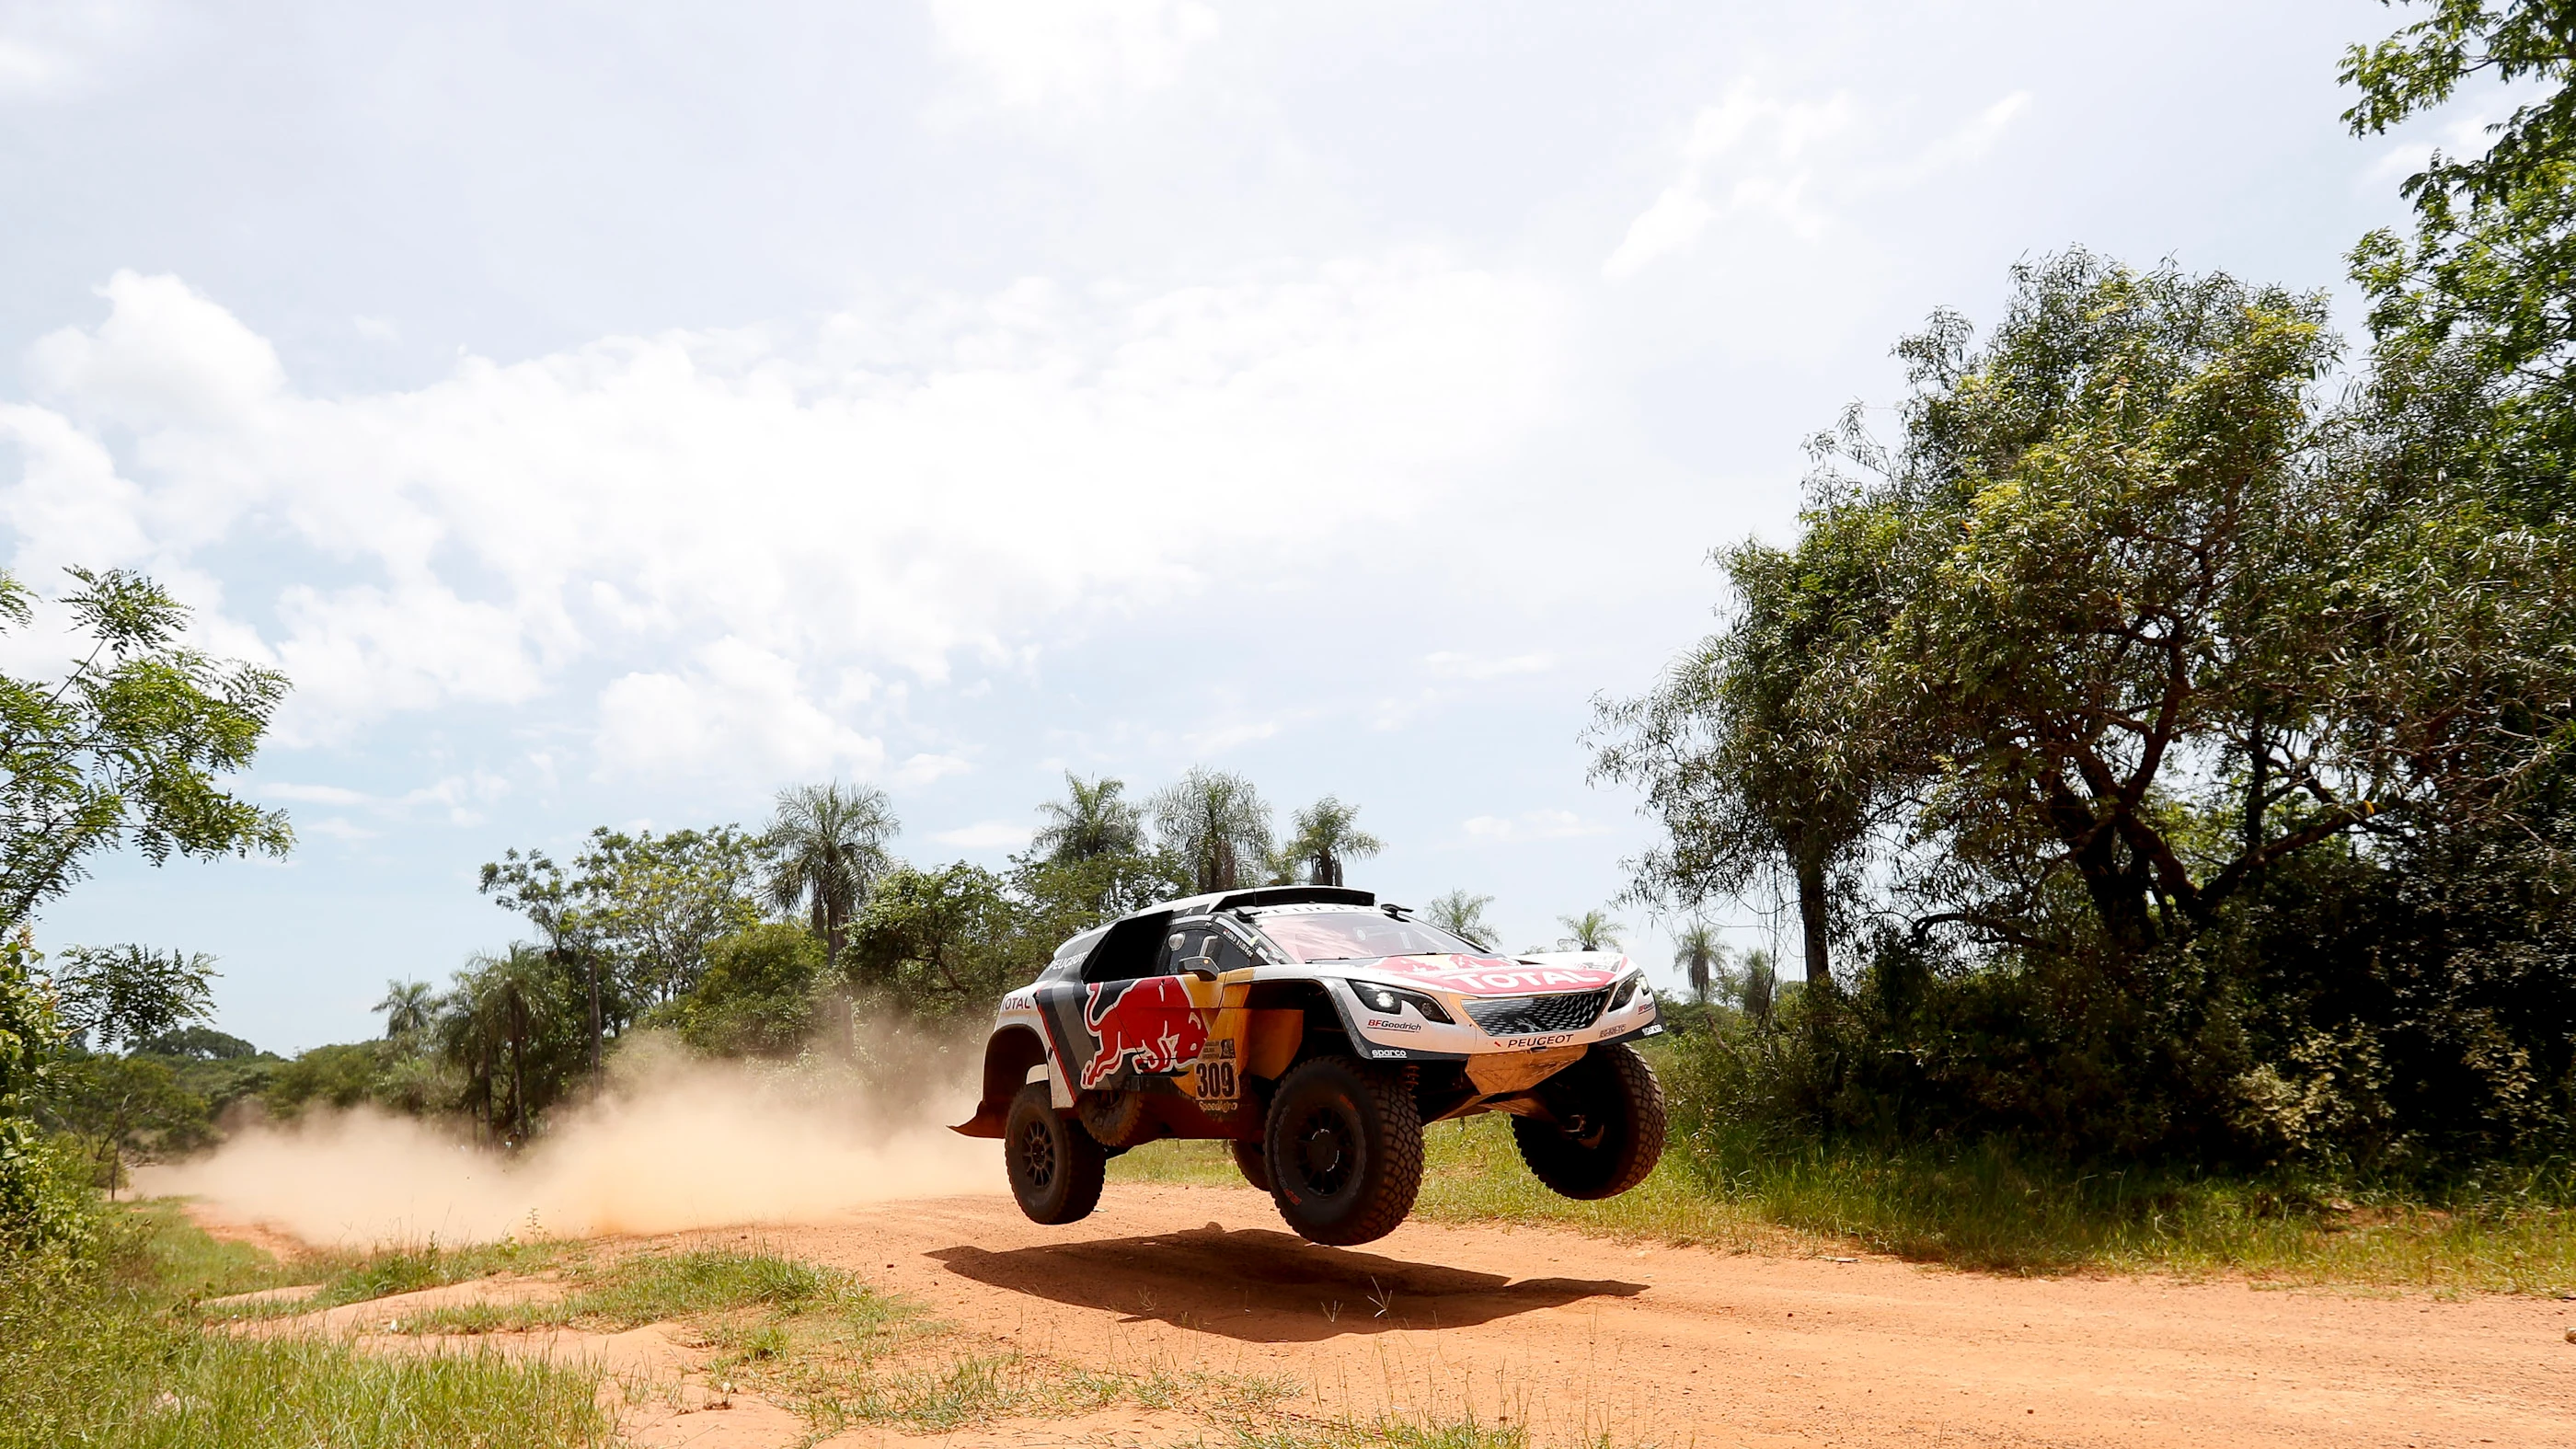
[{"xmin": 767, "ymin": 1182, "xmax": 2573, "ymax": 1448}]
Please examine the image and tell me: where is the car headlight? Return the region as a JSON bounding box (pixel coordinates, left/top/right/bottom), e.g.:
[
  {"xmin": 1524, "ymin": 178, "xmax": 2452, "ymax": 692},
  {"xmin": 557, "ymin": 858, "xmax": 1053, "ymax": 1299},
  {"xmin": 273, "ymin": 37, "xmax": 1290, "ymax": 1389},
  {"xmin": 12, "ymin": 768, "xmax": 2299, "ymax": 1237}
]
[
  {"xmin": 1354, "ymin": 983, "xmax": 1454, "ymax": 1024},
  {"xmin": 1605, "ymin": 972, "xmax": 1646, "ymax": 1011}
]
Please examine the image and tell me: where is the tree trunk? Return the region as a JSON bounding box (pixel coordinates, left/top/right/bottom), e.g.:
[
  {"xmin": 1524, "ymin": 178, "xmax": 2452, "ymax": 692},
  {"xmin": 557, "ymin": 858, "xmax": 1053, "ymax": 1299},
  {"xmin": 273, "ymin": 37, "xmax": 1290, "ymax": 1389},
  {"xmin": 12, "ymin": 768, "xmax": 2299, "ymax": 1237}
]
[
  {"xmin": 2243, "ymin": 707, "xmax": 2268, "ymax": 892},
  {"xmin": 1795, "ymin": 845, "xmax": 1833, "ymax": 993},
  {"xmin": 587, "ymin": 950, "xmax": 602, "ymax": 1089}
]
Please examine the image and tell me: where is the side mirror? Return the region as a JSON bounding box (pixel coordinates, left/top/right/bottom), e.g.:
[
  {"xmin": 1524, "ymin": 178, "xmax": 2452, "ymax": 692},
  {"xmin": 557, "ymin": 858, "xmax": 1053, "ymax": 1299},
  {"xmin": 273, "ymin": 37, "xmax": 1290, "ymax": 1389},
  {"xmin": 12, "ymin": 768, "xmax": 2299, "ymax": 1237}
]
[{"xmin": 1185, "ymin": 955, "xmax": 1219, "ymax": 981}]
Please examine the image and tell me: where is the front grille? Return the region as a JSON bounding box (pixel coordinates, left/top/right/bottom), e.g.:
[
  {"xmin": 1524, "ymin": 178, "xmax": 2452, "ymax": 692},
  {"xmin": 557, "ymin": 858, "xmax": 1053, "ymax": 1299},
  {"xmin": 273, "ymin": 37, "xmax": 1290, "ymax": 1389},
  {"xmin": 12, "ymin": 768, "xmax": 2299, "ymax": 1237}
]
[{"xmin": 1464, "ymin": 988, "xmax": 1610, "ymax": 1037}]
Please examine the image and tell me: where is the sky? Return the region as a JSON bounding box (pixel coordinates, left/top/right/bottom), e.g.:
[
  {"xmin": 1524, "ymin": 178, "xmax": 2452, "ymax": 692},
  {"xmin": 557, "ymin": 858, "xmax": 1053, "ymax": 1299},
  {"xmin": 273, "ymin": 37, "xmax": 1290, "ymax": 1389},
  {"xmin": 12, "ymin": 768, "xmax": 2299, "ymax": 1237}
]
[{"xmin": 0, "ymin": 0, "xmax": 2481, "ymax": 1051}]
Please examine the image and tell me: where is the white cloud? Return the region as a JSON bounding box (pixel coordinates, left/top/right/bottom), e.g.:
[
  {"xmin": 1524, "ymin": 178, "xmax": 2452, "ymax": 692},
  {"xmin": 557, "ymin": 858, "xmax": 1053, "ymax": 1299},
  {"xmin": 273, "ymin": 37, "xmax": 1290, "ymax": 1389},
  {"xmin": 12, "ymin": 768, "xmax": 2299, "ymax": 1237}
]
[
  {"xmin": 257, "ymin": 772, "xmax": 508, "ymax": 827},
  {"xmin": 931, "ymin": 821, "xmax": 1034, "ymax": 851},
  {"xmin": 0, "ymin": 0, "xmax": 149, "ymax": 101},
  {"xmin": 1424, "ymin": 650, "xmax": 1554, "ymax": 681},
  {"xmin": 3, "ymin": 261, "xmax": 1563, "ymax": 775},
  {"xmin": 1462, "ymin": 810, "xmax": 1607, "ymax": 844},
  {"xmin": 595, "ymin": 638, "xmax": 885, "ymax": 782},
  {"xmin": 892, "ymin": 752, "xmax": 972, "ymax": 788},
  {"xmin": 260, "ymin": 782, "xmax": 372, "ymax": 807},
  {"xmin": 930, "ymin": 0, "xmax": 1216, "ymax": 115},
  {"xmin": 1604, "ymin": 85, "xmax": 2030, "ymax": 281},
  {"xmin": 305, "ymin": 817, "xmax": 378, "ymax": 842}
]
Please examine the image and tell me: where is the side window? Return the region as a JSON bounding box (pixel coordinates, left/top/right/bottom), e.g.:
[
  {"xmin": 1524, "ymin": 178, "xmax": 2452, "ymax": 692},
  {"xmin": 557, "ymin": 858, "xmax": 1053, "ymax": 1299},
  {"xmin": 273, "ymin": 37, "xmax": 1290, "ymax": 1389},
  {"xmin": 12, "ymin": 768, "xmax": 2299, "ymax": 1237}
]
[
  {"xmin": 1206, "ymin": 925, "xmax": 1258, "ymax": 974},
  {"xmin": 1156, "ymin": 919, "xmax": 1212, "ymax": 976}
]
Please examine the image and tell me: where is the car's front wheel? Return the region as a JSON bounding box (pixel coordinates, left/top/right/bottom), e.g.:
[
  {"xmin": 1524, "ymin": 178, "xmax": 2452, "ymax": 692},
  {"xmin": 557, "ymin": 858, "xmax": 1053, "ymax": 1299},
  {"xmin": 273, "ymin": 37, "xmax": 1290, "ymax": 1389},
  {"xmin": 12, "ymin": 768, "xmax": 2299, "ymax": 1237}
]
[
  {"xmin": 1006, "ymin": 1083, "xmax": 1106, "ymax": 1225},
  {"xmin": 1512, "ymin": 1042, "xmax": 1665, "ymax": 1200},
  {"xmin": 1263, "ymin": 1055, "xmax": 1421, "ymax": 1246}
]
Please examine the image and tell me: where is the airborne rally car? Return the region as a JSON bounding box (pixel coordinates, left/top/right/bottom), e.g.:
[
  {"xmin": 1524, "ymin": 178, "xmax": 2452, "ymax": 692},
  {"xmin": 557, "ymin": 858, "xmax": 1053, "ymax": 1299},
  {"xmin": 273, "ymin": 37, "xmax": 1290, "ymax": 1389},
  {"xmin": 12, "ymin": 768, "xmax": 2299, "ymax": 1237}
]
[{"xmin": 951, "ymin": 886, "xmax": 1667, "ymax": 1247}]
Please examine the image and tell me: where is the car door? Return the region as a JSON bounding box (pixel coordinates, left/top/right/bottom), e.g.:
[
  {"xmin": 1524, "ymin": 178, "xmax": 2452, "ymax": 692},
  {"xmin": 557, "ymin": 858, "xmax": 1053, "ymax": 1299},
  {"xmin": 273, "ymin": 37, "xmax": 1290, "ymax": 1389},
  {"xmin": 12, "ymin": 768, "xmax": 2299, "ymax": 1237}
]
[{"xmin": 1033, "ymin": 911, "xmax": 1213, "ymax": 1093}]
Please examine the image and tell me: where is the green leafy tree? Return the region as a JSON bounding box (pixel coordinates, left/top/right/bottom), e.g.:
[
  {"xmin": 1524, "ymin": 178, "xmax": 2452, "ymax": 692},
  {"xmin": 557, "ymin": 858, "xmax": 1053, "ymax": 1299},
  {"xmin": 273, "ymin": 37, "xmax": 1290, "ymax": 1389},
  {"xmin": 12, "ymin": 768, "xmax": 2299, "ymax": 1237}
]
[
  {"xmin": 39, "ymin": 1054, "xmax": 207, "ymax": 1198},
  {"xmin": 845, "ymin": 864, "xmax": 1023, "ymax": 1017},
  {"xmin": 578, "ymin": 825, "xmax": 763, "ymax": 1002},
  {"xmin": 1555, "ymin": 909, "xmax": 1625, "ymax": 952},
  {"xmin": 2344, "ymin": 0, "xmax": 2576, "ymax": 482},
  {"xmin": 437, "ymin": 948, "xmax": 572, "ymax": 1144},
  {"xmin": 479, "ymin": 844, "xmax": 613, "ymax": 1086},
  {"xmin": 1673, "ymin": 922, "xmax": 1725, "ymax": 1005},
  {"xmin": 1032, "ymin": 774, "xmax": 1145, "ymax": 863},
  {"xmin": 1592, "ymin": 507, "xmax": 1901, "ymax": 991},
  {"xmin": 1423, "ymin": 890, "xmax": 1497, "ymax": 949},
  {"xmin": 649, "ymin": 924, "xmax": 825, "ymax": 1057},
  {"xmin": 762, "ymin": 782, "xmax": 899, "ymax": 976},
  {"xmin": 46, "ymin": 946, "xmax": 216, "ymax": 1052},
  {"xmin": 1149, "ymin": 767, "xmax": 1272, "ymax": 894},
  {"xmin": 0, "ymin": 933, "xmax": 84, "ymax": 1248},
  {"xmin": 0, "ymin": 568, "xmax": 292, "ymax": 928},
  {"xmin": 1281, "ymin": 797, "xmax": 1382, "ymax": 887}
]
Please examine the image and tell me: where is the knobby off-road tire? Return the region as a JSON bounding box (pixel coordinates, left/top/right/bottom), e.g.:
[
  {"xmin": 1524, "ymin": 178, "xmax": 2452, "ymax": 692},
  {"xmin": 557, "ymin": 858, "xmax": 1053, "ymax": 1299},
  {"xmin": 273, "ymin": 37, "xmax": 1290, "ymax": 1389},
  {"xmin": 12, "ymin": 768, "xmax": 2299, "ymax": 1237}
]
[
  {"xmin": 1263, "ymin": 1055, "xmax": 1422, "ymax": 1247},
  {"xmin": 1006, "ymin": 1083, "xmax": 1106, "ymax": 1225},
  {"xmin": 1512, "ymin": 1042, "xmax": 1666, "ymax": 1201},
  {"xmin": 1229, "ymin": 1137, "xmax": 1271, "ymax": 1192}
]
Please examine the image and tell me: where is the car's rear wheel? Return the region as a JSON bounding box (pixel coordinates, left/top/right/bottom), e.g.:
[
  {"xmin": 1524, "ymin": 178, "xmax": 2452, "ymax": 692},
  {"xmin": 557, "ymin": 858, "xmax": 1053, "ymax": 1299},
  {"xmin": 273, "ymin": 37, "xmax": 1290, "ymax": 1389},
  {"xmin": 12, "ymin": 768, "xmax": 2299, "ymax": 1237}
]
[
  {"xmin": 1006, "ymin": 1083, "xmax": 1106, "ymax": 1225},
  {"xmin": 1512, "ymin": 1042, "xmax": 1665, "ymax": 1200},
  {"xmin": 1263, "ymin": 1055, "xmax": 1421, "ymax": 1246},
  {"xmin": 1229, "ymin": 1137, "xmax": 1271, "ymax": 1192}
]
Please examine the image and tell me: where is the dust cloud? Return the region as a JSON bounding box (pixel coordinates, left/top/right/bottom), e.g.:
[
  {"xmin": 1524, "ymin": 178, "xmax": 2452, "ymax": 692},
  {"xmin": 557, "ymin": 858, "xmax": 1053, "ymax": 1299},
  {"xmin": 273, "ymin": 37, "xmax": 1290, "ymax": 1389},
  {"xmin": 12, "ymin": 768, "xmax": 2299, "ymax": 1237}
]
[{"xmin": 134, "ymin": 1040, "xmax": 1001, "ymax": 1247}]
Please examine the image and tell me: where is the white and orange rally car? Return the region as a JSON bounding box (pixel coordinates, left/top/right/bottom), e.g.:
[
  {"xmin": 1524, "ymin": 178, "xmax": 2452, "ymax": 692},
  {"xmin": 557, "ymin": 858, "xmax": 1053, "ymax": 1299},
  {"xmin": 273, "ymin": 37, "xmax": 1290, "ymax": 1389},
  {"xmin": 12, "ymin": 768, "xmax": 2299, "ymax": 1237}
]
[{"xmin": 952, "ymin": 886, "xmax": 1666, "ymax": 1246}]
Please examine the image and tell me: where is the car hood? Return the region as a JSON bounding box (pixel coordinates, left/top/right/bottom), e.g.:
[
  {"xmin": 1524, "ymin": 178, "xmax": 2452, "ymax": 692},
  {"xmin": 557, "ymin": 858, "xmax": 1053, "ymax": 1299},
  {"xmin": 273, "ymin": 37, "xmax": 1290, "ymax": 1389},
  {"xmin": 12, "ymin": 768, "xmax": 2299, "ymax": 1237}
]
[{"xmin": 1337, "ymin": 951, "xmax": 1627, "ymax": 995}]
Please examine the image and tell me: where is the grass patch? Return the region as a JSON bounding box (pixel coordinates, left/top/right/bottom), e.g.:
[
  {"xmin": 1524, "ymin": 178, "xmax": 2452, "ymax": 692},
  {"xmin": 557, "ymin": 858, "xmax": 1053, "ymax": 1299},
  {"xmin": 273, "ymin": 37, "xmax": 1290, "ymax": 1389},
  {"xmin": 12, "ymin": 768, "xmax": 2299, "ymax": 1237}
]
[
  {"xmin": 1109, "ymin": 1097, "xmax": 2576, "ymax": 1295},
  {"xmin": 310, "ymin": 1235, "xmax": 563, "ymax": 1309},
  {"xmin": 1, "ymin": 1204, "xmax": 611, "ymax": 1449}
]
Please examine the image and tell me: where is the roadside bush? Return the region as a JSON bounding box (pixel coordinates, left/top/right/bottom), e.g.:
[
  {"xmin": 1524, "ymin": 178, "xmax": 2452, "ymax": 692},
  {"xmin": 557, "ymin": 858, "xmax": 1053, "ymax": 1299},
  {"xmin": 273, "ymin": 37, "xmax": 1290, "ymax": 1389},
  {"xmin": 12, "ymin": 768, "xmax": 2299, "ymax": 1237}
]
[
  {"xmin": 265, "ymin": 1041, "xmax": 399, "ymax": 1120},
  {"xmin": 645, "ymin": 923, "xmax": 823, "ymax": 1057}
]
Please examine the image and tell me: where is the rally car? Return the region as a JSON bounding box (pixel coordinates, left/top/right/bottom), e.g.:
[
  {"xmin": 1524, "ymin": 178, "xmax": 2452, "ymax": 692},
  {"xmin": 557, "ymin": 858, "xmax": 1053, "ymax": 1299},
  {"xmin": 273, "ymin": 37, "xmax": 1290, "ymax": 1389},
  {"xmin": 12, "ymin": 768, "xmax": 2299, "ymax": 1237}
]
[{"xmin": 951, "ymin": 885, "xmax": 1666, "ymax": 1246}]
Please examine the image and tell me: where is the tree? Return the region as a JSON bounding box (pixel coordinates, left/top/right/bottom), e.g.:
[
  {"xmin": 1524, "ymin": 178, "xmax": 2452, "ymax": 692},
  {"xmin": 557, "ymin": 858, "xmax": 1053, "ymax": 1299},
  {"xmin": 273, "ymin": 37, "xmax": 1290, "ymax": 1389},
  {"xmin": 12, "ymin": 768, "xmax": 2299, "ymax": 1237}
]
[
  {"xmin": 0, "ymin": 932, "xmax": 75, "ymax": 1246},
  {"xmin": 845, "ymin": 864, "xmax": 1022, "ymax": 1017},
  {"xmin": 47, "ymin": 946, "xmax": 216, "ymax": 1052},
  {"xmin": 2343, "ymin": 0, "xmax": 2576, "ymax": 484},
  {"xmin": 648, "ymin": 923, "xmax": 823, "ymax": 1057},
  {"xmin": 1149, "ymin": 768, "xmax": 1273, "ymax": 894},
  {"xmin": 578, "ymin": 825, "xmax": 762, "ymax": 1003},
  {"xmin": 1032, "ymin": 775, "xmax": 1144, "ymax": 863},
  {"xmin": 762, "ymin": 782, "xmax": 899, "ymax": 975},
  {"xmin": 480, "ymin": 845, "xmax": 612, "ymax": 1087},
  {"xmin": 374, "ymin": 980, "xmax": 437, "ymax": 1041},
  {"xmin": 1593, "ymin": 508, "xmax": 1901, "ymax": 992},
  {"xmin": 0, "ymin": 567, "xmax": 292, "ymax": 930},
  {"xmin": 40, "ymin": 1054, "xmax": 205, "ymax": 1198},
  {"xmin": 1282, "ymin": 797, "xmax": 1383, "ymax": 887},
  {"xmin": 1555, "ymin": 909, "xmax": 1625, "ymax": 952},
  {"xmin": 1672, "ymin": 922, "xmax": 1724, "ymax": 1005},
  {"xmin": 438, "ymin": 948, "xmax": 569, "ymax": 1144},
  {"xmin": 1731, "ymin": 947, "xmax": 1779, "ymax": 1026},
  {"xmin": 1424, "ymin": 890, "xmax": 1497, "ymax": 949}
]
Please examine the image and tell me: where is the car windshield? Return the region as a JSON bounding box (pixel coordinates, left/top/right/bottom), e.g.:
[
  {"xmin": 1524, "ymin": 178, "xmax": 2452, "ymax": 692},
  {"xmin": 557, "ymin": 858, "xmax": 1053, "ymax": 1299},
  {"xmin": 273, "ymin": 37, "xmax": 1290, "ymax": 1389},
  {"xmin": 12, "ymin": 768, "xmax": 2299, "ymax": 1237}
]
[{"xmin": 1248, "ymin": 908, "xmax": 1488, "ymax": 963}]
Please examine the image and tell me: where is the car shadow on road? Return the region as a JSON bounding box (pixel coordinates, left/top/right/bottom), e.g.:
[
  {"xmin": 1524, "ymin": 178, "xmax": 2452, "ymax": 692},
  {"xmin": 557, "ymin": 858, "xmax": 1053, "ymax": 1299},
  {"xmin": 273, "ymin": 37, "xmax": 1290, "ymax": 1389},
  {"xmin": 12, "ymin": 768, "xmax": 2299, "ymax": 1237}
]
[{"xmin": 926, "ymin": 1222, "xmax": 1646, "ymax": 1341}]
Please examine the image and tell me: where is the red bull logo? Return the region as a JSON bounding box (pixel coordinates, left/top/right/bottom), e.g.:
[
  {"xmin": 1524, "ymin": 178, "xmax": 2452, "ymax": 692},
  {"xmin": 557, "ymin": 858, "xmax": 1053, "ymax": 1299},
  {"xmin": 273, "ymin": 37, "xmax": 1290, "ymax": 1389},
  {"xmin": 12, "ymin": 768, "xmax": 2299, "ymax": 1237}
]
[{"xmin": 1080, "ymin": 976, "xmax": 1209, "ymax": 1089}]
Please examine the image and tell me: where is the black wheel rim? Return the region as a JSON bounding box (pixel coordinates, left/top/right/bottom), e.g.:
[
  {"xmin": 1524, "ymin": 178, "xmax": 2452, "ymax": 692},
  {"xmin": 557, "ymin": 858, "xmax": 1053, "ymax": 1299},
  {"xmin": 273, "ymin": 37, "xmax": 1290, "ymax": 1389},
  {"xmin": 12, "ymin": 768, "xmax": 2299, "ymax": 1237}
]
[
  {"xmin": 1017, "ymin": 1119, "xmax": 1057, "ymax": 1190},
  {"xmin": 1291, "ymin": 1104, "xmax": 1358, "ymax": 1197}
]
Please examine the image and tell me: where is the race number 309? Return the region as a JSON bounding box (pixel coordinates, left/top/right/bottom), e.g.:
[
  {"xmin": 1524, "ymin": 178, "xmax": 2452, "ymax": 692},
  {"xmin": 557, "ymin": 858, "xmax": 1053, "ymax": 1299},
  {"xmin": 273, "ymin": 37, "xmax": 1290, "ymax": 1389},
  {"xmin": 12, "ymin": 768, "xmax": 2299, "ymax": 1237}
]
[{"xmin": 1195, "ymin": 1059, "xmax": 1238, "ymax": 1100}]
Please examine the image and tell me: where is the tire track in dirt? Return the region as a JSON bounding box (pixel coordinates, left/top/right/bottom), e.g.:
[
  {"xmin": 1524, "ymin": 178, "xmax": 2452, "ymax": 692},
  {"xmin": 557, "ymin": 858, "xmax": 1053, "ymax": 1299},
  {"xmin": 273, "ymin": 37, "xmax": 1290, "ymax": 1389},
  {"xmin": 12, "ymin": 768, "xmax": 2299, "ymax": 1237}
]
[{"xmin": 692, "ymin": 1181, "xmax": 2575, "ymax": 1449}]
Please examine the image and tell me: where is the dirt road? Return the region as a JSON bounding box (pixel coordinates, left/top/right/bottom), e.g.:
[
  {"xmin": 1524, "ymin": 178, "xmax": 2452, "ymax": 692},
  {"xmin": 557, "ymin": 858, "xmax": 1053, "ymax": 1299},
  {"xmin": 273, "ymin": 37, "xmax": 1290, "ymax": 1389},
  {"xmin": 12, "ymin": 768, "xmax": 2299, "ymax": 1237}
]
[{"xmin": 732, "ymin": 1180, "xmax": 2570, "ymax": 1449}]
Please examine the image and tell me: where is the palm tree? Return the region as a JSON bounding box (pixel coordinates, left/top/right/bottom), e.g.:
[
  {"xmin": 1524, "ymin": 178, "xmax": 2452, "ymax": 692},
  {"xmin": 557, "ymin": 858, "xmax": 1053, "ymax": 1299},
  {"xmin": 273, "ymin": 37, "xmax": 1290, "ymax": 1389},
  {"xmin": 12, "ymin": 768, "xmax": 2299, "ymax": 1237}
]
[
  {"xmin": 375, "ymin": 979, "xmax": 437, "ymax": 1041},
  {"xmin": 1282, "ymin": 797, "xmax": 1383, "ymax": 887},
  {"xmin": 1672, "ymin": 922, "xmax": 1724, "ymax": 1004},
  {"xmin": 1032, "ymin": 774, "xmax": 1144, "ymax": 863},
  {"xmin": 762, "ymin": 782, "xmax": 899, "ymax": 977},
  {"xmin": 1149, "ymin": 767, "xmax": 1273, "ymax": 893},
  {"xmin": 1734, "ymin": 947, "xmax": 1779, "ymax": 1025},
  {"xmin": 1555, "ymin": 908, "xmax": 1626, "ymax": 952},
  {"xmin": 1424, "ymin": 890, "xmax": 1497, "ymax": 949}
]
